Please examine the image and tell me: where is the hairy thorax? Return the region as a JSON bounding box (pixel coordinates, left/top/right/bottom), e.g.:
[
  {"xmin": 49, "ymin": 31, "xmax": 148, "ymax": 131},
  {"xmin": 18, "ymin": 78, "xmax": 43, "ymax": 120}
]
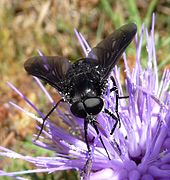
[{"xmin": 63, "ymin": 59, "xmax": 103, "ymax": 104}]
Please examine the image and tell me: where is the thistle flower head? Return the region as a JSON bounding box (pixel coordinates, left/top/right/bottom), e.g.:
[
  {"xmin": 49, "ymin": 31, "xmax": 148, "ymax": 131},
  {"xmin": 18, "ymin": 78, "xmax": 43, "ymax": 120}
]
[{"xmin": 1, "ymin": 14, "xmax": 170, "ymax": 180}]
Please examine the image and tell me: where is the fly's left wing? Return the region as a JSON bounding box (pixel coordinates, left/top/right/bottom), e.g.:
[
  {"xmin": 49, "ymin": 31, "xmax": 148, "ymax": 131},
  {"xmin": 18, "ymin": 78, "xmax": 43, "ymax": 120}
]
[{"xmin": 87, "ymin": 23, "xmax": 137, "ymax": 79}]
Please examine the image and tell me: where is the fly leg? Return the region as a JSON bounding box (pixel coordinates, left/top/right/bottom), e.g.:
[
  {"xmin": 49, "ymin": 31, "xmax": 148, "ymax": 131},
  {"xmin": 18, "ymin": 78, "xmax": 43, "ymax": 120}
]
[
  {"xmin": 109, "ymin": 76, "xmax": 128, "ymax": 135},
  {"xmin": 104, "ymin": 108, "xmax": 121, "ymax": 155},
  {"xmin": 84, "ymin": 119, "xmax": 91, "ymax": 153},
  {"xmin": 92, "ymin": 121, "xmax": 111, "ymax": 160},
  {"xmin": 36, "ymin": 98, "xmax": 64, "ymax": 140},
  {"xmin": 104, "ymin": 108, "xmax": 119, "ymax": 135}
]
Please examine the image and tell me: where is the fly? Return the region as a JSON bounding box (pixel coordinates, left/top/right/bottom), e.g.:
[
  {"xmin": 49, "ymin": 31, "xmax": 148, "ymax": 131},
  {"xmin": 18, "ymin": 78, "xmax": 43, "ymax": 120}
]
[{"xmin": 24, "ymin": 23, "xmax": 137, "ymax": 159}]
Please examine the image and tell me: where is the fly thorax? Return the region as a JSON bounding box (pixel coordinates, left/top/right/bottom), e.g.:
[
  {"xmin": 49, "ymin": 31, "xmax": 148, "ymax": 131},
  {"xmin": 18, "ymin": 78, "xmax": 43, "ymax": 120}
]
[
  {"xmin": 69, "ymin": 77, "xmax": 100, "ymax": 103},
  {"xmin": 100, "ymin": 79, "xmax": 108, "ymax": 95}
]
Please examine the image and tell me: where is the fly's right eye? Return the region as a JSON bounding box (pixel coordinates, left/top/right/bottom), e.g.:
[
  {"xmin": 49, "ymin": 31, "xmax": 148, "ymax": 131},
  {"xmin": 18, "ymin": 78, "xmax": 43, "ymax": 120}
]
[{"xmin": 70, "ymin": 101, "xmax": 87, "ymax": 118}]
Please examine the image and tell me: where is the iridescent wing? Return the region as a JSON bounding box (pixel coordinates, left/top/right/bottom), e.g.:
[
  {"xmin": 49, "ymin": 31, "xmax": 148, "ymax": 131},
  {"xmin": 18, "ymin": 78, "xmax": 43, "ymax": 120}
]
[
  {"xmin": 24, "ymin": 56, "xmax": 72, "ymax": 92},
  {"xmin": 87, "ymin": 23, "xmax": 137, "ymax": 79}
]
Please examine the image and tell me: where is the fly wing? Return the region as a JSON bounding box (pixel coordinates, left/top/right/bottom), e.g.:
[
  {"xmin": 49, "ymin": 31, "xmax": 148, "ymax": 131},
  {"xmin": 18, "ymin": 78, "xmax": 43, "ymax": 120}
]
[
  {"xmin": 87, "ymin": 23, "xmax": 137, "ymax": 78},
  {"xmin": 24, "ymin": 56, "xmax": 72, "ymax": 92}
]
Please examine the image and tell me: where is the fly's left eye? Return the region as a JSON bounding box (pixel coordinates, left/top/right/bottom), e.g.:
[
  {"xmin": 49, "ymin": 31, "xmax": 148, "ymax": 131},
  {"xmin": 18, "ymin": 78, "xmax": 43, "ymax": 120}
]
[{"xmin": 84, "ymin": 97, "xmax": 104, "ymax": 115}]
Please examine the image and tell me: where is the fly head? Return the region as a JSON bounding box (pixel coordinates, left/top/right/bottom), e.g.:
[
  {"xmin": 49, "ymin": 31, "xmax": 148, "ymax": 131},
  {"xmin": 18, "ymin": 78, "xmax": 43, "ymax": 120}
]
[{"xmin": 70, "ymin": 97, "xmax": 104, "ymax": 118}]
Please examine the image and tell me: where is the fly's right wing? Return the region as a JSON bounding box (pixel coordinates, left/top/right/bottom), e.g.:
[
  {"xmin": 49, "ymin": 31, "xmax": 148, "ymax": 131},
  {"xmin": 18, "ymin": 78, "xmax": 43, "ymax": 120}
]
[{"xmin": 24, "ymin": 56, "xmax": 72, "ymax": 92}]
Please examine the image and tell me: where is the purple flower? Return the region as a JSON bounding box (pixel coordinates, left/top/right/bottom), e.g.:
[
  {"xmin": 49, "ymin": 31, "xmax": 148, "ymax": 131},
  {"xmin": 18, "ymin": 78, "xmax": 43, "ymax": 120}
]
[{"xmin": 1, "ymin": 14, "xmax": 170, "ymax": 180}]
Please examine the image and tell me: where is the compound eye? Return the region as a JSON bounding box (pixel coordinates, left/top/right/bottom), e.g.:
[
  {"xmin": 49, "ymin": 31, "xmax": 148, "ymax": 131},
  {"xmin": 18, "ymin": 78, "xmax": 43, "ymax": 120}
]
[
  {"xmin": 84, "ymin": 97, "xmax": 104, "ymax": 115},
  {"xmin": 70, "ymin": 101, "xmax": 87, "ymax": 118}
]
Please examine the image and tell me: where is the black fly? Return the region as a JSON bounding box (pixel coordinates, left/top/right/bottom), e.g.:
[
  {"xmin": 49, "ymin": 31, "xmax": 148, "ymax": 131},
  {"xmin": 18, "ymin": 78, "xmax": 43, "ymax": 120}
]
[{"xmin": 24, "ymin": 23, "xmax": 137, "ymax": 159}]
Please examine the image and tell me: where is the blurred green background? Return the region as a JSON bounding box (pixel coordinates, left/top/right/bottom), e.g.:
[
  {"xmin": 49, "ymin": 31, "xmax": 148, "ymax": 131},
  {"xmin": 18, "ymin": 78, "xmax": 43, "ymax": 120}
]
[{"xmin": 0, "ymin": 0, "xmax": 170, "ymax": 179}]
